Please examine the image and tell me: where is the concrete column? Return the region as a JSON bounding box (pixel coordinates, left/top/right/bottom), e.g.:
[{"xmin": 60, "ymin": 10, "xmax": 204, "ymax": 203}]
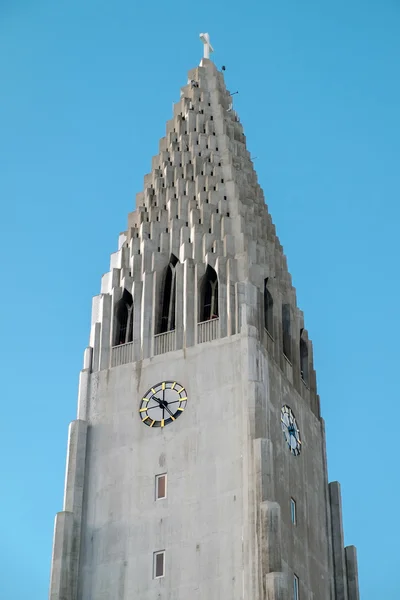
[
  {"xmin": 99, "ymin": 294, "xmax": 112, "ymax": 371},
  {"xmin": 227, "ymin": 258, "xmax": 236, "ymax": 336},
  {"xmin": 49, "ymin": 511, "xmax": 74, "ymax": 600},
  {"xmin": 175, "ymin": 262, "xmax": 184, "ymax": 350},
  {"xmin": 216, "ymin": 256, "xmax": 227, "ymax": 338},
  {"xmin": 63, "ymin": 420, "xmax": 88, "ymax": 514},
  {"xmin": 240, "ymin": 281, "xmax": 259, "ymax": 330},
  {"xmin": 82, "ymin": 347, "xmax": 92, "ymax": 370},
  {"xmin": 62, "ymin": 420, "xmax": 88, "ymax": 600},
  {"xmin": 77, "ymin": 370, "xmax": 89, "ymax": 421},
  {"xmin": 236, "ymin": 281, "xmax": 246, "ymax": 333},
  {"xmin": 345, "ymin": 546, "xmax": 360, "ymax": 600},
  {"xmin": 194, "ymin": 263, "xmax": 205, "ymax": 344},
  {"xmin": 77, "ymin": 348, "xmax": 92, "ymax": 420},
  {"xmin": 329, "ymin": 481, "xmax": 348, "ymax": 600},
  {"xmin": 321, "ymin": 420, "xmax": 335, "ymax": 600},
  {"xmin": 91, "ymin": 322, "xmax": 101, "ymax": 373},
  {"xmin": 132, "ymin": 280, "xmax": 143, "ymax": 362},
  {"xmin": 141, "ymin": 271, "xmax": 155, "ymax": 359},
  {"xmin": 183, "ymin": 258, "xmax": 195, "ymax": 347}
]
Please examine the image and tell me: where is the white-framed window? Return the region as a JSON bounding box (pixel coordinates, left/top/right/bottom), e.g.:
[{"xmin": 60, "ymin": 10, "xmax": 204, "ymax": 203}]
[
  {"xmin": 293, "ymin": 574, "xmax": 299, "ymax": 600},
  {"xmin": 155, "ymin": 474, "xmax": 167, "ymax": 500},
  {"xmin": 154, "ymin": 550, "xmax": 165, "ymax": 578},
  {"xmin": 290, "ymin": 498, "xmax": 297, "ymax": 525}
]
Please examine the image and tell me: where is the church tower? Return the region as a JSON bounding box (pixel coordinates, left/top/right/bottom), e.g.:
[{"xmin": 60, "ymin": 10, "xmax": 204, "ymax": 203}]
[{"xmin": 49, "ymin": 36, "xmax": 360, "ymax": 600}]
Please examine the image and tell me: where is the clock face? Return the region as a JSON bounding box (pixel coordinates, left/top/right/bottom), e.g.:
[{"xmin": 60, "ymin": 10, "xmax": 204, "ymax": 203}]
[
  {"xmin": 281, "ymin": 405, "xmax": 301, "ymax": 456},
  {"xmin": 139, "ymin": 381, "xmax": 187, "ymax": 428}
]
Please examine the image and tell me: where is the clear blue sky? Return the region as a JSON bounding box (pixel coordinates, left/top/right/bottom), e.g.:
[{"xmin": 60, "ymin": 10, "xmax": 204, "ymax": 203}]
[{"xmin": 1, "ymin": 1, "xmax": 399, "ymax": 598}]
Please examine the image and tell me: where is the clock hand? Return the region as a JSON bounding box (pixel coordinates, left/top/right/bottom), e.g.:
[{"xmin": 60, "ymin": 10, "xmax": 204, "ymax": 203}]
[
  {"xmin": 164, "ymin": 404, "xmax": 175, "ymax": 418},
  {"xmin": 150, "ymin": 394, "xmax": 174, "ymax": 419},
  {"xmin": 151, "ymin": 395, "xmax": 163, "ymax": 405}
]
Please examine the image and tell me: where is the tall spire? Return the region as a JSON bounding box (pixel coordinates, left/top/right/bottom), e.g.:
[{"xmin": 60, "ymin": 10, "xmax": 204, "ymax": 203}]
[
  {"xmin": 97, "ymin": 52, "xmax": 316, "ymax": 398},
  {"xmin": 49, "ymin": 39, "xmax": 360, "ymax": 600}
]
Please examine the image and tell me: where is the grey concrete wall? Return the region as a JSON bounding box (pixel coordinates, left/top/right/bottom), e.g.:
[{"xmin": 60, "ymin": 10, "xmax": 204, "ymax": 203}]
[
  {"xmin": 74, "ymin": 328, "xmax": 333, "ymax": 600},
  {"xmin": 78, "ymin": 336, "xmax": 246, "ymax": 600}
]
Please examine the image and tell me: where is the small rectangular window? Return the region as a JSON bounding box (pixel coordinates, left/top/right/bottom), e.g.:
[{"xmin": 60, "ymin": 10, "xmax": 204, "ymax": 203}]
[
  {"xmin": 154, "ymin": 551, "xmax": 165, "ymax": 578},
  {"xmin": 293, "ymin": 574, "xmax": 299, "ymax": 600},
  {"xmin": 156, "ymin": 474, "xmax": 167, "ymax": 500},
  {"xmin": 291, "ymin": 498, "xmax": 296, "ymax": 525}
]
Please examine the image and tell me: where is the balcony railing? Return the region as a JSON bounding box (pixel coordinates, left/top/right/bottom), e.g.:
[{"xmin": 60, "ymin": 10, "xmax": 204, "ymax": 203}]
[
  {"xmin": 111, "ymin": 342, "xmax": 134, "ymax": 367},
  {"xmin": 197, "ymin": 317, "xmax": 219, "ymax": 344},
  {"xmin": 154, "ymin": 330, "xmax": 176, "ymax": 355}
]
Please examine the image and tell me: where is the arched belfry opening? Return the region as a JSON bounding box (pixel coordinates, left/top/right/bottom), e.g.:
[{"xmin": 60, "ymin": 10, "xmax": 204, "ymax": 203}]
[
  {"xmin": 282, "ymin": 303, "xmax": 291, "ymax": 361},
  {"xmin": 114, "ymin": 289, "xmax": 133, "ymax": 346},
  {"xmin": 300, "ymin": 330, "xmax": 309, "ymax": 384},
  {"xmin": 159, "ymin": 254, "xmax": 179, "ymax": 334},
  {"xmin": 199, "ymin": 265, "xmax": 219, "ymax": 322},
  {"xmin": 264, "ymin": 279, "xmax": 273, "ymax": 335}
]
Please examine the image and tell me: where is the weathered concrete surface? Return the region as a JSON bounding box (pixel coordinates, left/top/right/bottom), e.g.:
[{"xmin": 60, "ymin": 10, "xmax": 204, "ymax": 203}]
[{"xmin": 75, "ymin": 330, "xmax": 334, "ymax": 600}]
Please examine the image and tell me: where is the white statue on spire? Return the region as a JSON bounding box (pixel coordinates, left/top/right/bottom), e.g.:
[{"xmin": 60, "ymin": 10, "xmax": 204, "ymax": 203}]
[{"xmin": 199, "ymin": 33, "xmax": 214, "ymax": 60}]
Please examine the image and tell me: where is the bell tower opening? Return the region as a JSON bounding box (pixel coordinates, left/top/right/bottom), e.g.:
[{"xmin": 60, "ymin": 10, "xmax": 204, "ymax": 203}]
[
  {"xmin": 264, "ymin": 278, "xmax": 273, "ymax": 335},
  {"xmin": 159, "ymin": 254, "xmax": 178, "ymax": 334},
  {"xmin": 300, "ymin": 330, "xmax": 309, "ymax": 384},
  {"xmin": 282, "ymin": 303, "xmax": 291, "ymax": 361},
  {"xmin": 199, "ymin": 265, "xmax": 218, "ymax": 322},
  {"xmin": 114, "ymin": 289, "xmax": 133, "ymax": 345}
]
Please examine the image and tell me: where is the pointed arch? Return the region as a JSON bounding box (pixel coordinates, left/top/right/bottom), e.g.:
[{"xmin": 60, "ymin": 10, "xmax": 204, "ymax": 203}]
[
  {"xmin": 300, "ymin": 330, "xmax": 309, "ymax": 384},
  {"xmin": 159, "ymin": 254, "xmax": 179, "ymax": 334},
  {"xmin": 264, "ymin": 279, "xmax": 273, "ymax": 335},
  {"xmin": 114, "ymin": 289, "xmax": 133, "ymax": 346},
  {"xmin": 282, "ymin": 303, "xmax": 291, "ymax": 361},
  {"xmin": 199, "ymin": 265, "xmax": 219, "ymax": 322}
]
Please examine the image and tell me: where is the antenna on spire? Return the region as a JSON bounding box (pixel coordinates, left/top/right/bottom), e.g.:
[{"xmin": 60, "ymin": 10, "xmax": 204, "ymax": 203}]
[{"xmin": 199, "ymin": 33, "xmax": 214, "ymax": 60}]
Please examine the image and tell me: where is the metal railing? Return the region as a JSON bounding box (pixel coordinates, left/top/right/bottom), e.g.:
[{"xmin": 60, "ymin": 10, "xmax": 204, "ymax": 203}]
[
  {"xmin": 111, "ymin": 342, "xmax": 134, "ymax": 367},
  {"xmin": 197, "ymin": 318, "xmax": 219, "ymax": 343},
  {"xmin": 154, "ymin": 330, "xmax": 176, "ymax": 355}
]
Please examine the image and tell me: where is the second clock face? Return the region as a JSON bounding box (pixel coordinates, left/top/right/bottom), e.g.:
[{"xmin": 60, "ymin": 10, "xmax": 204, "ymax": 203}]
[
  {"xmin": 281, "ymin": 405, "xmax": 302, "ymax": 456},
  {"xmin": 139, "ymin": 381, "xmax": 187, "ymax": 428}
]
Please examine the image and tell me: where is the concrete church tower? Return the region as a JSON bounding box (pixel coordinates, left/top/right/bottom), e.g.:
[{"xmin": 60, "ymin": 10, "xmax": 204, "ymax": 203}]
[{"xmin": 49, "ymin": 35, "xmax": 360, "ymax": 600}]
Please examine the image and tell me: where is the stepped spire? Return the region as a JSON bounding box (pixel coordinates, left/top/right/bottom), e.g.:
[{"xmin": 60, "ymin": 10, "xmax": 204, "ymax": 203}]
[
  {"xmin": 86, "ymin": 55, "xmax": 319, "ymax": 408},
  {"xmin": 49, "ymin": 43, "xmax": 360, "ymax": 600}
]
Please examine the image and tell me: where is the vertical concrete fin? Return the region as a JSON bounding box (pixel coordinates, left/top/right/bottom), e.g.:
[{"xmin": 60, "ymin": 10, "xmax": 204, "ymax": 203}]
[
  {"xmin": 175, "ymin": 261, "xmax": 184, "ymax": 349},
  {"xmin": 260, "ymin": 501, "xmax": 282, "ymax": 574},
  {"xmin": 99, "ymin": 294, "xmax": 112, "ymax": 370},
  {"xmin": 265, "ymin": 573, "xmax": 288, "ymax": 600},
  {"xmin": 49, "ymin": 511, "xmax": 74, "ymax": 600},
  {"xmin": 183, "ymin": 258, "xmax": 196, "ymax": 347},
  {"xmin": 329, "ymin": 481, "xmax": 348, "ymax": 600},
  {"xmin": 77, "ymin": 370, "xmax": 90, "ymax": 421},
  {"xmin": 132, "ymin": 280, "xmax": 143, "ymax": 362},
  {"xmin": 321, "ymin": 419, "xmax": 335, "ymax": 599},
  {"xmin": 216, "ymin": 256, "xmax": 228, "ymax": 338},
  {"xmin": 345, "ymin": 545, "xmax": 360, "ymax": 600},
  {"xmin": 63, "ymin": 420, "xmax": 88, "ymax": 514},
  {"xmin": 61, "ymin": 420, "xmax": 88, "ymax": 600},
  {"xmin": 141, "ymin": 271, "xmax": 154, "ymax": 358},
  {"xmin": 254, "ymin": 438, "xmax": 275, "ymax": 503},
  {"xmin": 91, "ymin": 321, "xmax": 101, "ymax": 373}
]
